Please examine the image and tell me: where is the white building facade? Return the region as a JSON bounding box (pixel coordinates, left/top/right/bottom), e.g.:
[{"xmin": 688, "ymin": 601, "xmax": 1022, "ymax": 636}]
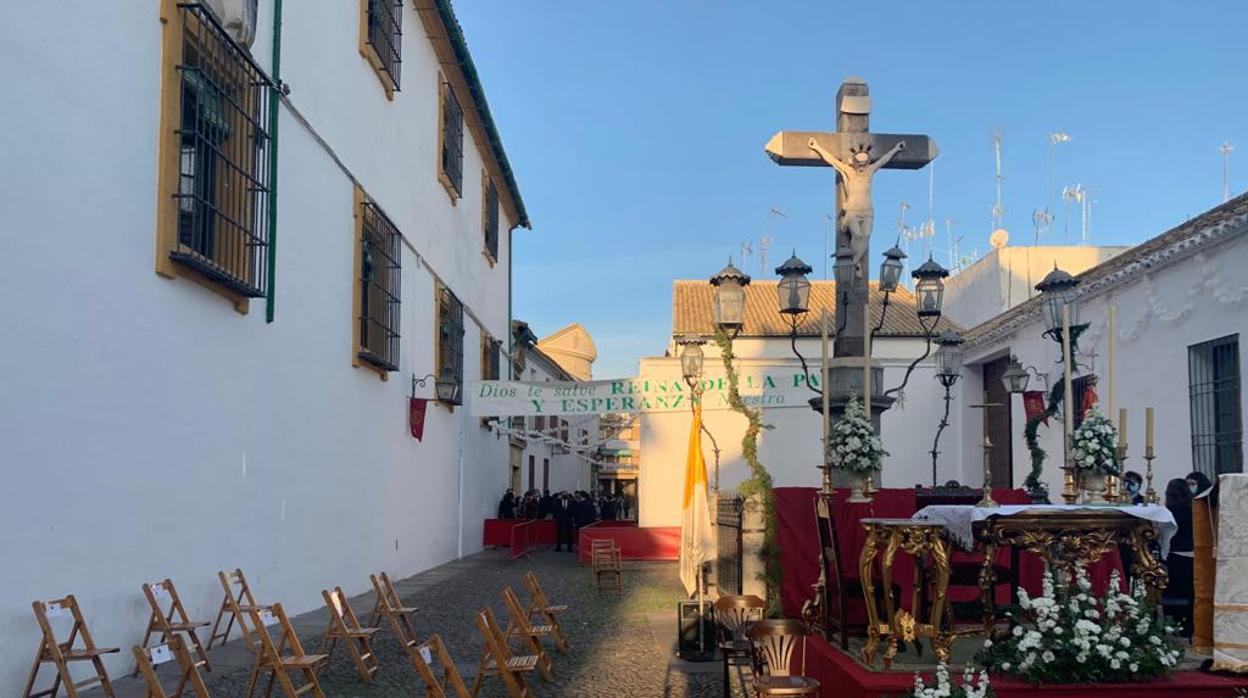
[
  {"xmin": 959, "ymin": 195, "xmax": 1248, "ymax": 496},
  {"xmin": 0, "ymin": 1, "xmax": 527, "ymax": 688}
]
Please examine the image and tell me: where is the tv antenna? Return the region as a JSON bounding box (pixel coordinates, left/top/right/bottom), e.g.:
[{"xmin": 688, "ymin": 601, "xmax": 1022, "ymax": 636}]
[
  {"xmin": 991, "ymin": 129, "xmax": 1006, "ymax": 231},
  {"xmin": 763, "ymin": 207, "xmax": 786, "ymax": 274},
  {"xmin": 740, "ymin": 240, "xmax": 753, "ymax": 267},
  {"xmin": 1221, "ymin": 141, "xmax": 1236, "ymax": 203},
  {"xmin": 1037, "ymin": 132, "xmax": 1071, "ymax": 243},
  {"xmin": 944, "ymin": 218, "xmax": 960, "ymax": 271},
  {"xmin": 1061, "ymin": 183, "xmax": 1083, "ymax": 243}
]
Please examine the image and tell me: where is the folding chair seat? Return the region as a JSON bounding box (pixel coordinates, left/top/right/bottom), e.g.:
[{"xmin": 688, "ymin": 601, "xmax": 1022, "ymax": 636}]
[
  {"xmin": 471, "ymin": 607, "xmax": 538, "ymax": 698},
  {"xmin": 368, "ymin": 571, "xmax": 419, "ymax": 649},
  {"xmin": 208, "ymin": 568, "xmax": 270, "ymax": 651},
  {"xmin": 23, "ymin": 595, "xmax": 119, "ymax": 698},
  {"xmin": 139, "ymin": 578, "xmax": 212, "ymax": 674},
  {"xmin": 244, "ymin": 603, "xmax": 328, "ymax": 698},
  {"xmin": 319, "ymin": 587, "xmax": 381, "ymax": 683},
  {"xmin": 523, "ymin": 571, "xmax": 570, "ymax": 652},
  {"xmin": 501, "ymin": 587, "xmax": 556, "ymax": 680},
  {"xmin": 405, "ymin": 634, "xmax": 472, "ymax": 698},
  {"xmin": 132, "ymin": 635, "xmax": 212, "ymax": 698},
  {"xmin": 591, "ymin": 540, "xmax": 623, "ymax": 593}
]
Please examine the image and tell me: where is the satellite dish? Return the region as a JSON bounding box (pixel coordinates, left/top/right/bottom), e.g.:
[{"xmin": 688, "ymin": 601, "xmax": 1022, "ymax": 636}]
[{"xmin": 990, "ymin": 228, "xmax": 1009, "ymax": 249}]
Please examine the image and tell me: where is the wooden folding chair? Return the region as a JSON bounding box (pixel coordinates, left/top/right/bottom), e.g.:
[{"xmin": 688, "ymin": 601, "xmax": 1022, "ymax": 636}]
[
  {"xmin": 501, "ymin": 587, "xmax": 556, "ymax": 680},
  {"xmin": 523, "ymin": 571, "xmax": 570, "ymax": 652},
  {"xmin": 367, "ymin": 571, "xmax": 419, "ymax": 649},
  {"xmin": 591, "ymin": 539, "xmax": 623, "ymax": 593},
  {"xmin": 470, "ymin": 607, "xmax": 538, "ymax": 698},
  {"xmin": 405, "ymin": 634, "xmax": 471, "ymax": 698},
  {"xmin": 139, "ymin": 579, "xmax": 212, "ymax": 675},
  {"xmin": 208, "ymin": 568, "xmax": 270, "ymax": 651},
  {"xmin": 132, "ymin": 636, "xmax": 212, "ymax": 698},
  {"xmin": 244, "ymin": 603, "xmax": 328, "ymax": 698},
  {"xmin": 318, "ymin": 587, "xmax": 380, "ymax": 683},
  {"xmin": 23, "ymin": 595, "xmax": 119, "ymax": 698}
]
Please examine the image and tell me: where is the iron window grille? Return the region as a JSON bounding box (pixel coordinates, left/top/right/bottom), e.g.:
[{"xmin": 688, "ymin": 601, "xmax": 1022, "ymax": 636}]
[
  {"xmin": 172, "ymin": 2, "xmax": 274, "ymax": 298},
  {"xmin": 358, "ymin": 200, "xmax": 402, "ymax": 371},
  {"xmin": 1189, "ymin": 334, "xmax": 1243, "ymax": 476},
  {"xmin": 484, "ymin": 177, "xmax": 500, "ymax": 261},
  {"xmin": 481, "ymin": 336, "xmax": 502, "ymax": 381},
  {"xmin": 365, "ymin": 0, "xmax": 402, "ymax": 90},
  {"xmin": 437, "ymin": 286, "xmax": 465, "ymax": 404},
  {"xmin": 440, "ymin": 81, "xmax": 464, "ymax": 195},
  {"xmin": 1071, "ymin": 375, "xmax": 1097, "ymax": 429}
]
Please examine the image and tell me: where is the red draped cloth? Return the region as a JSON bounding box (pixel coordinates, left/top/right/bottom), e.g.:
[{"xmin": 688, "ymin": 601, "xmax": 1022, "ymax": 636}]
[{"xmin": 775, "ymin": 487, "xmax": 1124, "ymax": 620}]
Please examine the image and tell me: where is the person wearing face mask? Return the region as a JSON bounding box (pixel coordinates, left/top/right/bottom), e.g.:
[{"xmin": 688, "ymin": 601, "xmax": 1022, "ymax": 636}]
[
  {"xmin": 1163, "ymin": 478, "xmax": 1195, "ymax": 637},
  {"xmin": 1123, "ymin": 470, "xmax": 1145, "ymax": 505},
  {"xmin": 1187, "ymin": 471, "xmax": 1215, "ymax": 499}
]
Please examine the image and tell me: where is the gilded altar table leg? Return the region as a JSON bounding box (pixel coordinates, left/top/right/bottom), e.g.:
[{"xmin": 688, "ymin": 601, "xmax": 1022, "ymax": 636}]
[
  {"xmin": 858, "ymin": 527, "xmax": 884, "ymax": 666},
  {"xmin": 1129, "ymin": 524, "xmax": 1168, "ymax": 604},
  {"xmin": 978, "ymin": 540, "xmax": 999, "ymax": 637},
  {"xmin": 911, "ymin": 554, "xmax": 925, "ymax": 658},
  {"xmin": 929, "ymin": 534, "xmax": 953, "ymax": 664},
  {"xmin": 881, "ymin": 530, "xmax": 901, "ymax": 670}
]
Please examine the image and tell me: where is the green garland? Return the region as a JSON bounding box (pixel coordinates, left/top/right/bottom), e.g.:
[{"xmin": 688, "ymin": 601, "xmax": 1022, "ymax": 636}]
[
  {"xmin": 1021, "ymin": 324, "xmax": 1088, "ymax": 500},
  {"xmin": 713, "ymin": 329, "xmax": 781, "ymax": 615}
]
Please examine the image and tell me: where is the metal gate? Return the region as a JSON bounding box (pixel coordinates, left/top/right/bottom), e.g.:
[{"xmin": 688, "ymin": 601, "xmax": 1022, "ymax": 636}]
[{"xmin": 716, "ymin": 493, "xmax": 743, "ymax": 596}]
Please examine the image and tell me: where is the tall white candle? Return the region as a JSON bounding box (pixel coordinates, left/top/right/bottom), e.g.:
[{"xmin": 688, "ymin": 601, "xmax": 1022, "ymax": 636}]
[
  {"xmin": 821, "ymin": 309, "xmax": 829, "ymax": 456},
  {"xmin": 864, "ymin": 306, "xmax": 872, "ymax": 424},
  {"xmin": 1108, "ymin": 305, "xmax": 1117, "ymax": 418},
  {"xmin": 1062, "ymin": 305, "xmax": 1074, "ymax": 439}
]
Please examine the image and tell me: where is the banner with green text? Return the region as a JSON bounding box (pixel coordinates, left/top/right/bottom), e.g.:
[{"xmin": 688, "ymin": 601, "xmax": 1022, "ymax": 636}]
[{"xmin": 469, "ymin": 370, "xmax": 821, "ymax": 417}]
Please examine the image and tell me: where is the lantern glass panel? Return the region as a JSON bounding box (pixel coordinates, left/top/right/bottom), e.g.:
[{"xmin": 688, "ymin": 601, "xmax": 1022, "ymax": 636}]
[
  {"xmin": 879, "ymin": 256, "xmax": 903, "ymax": 293},
  {"xmin": 680, "ymin": 343, "xmax": 704, "ymax": 380},
  {"xmin": 834, "ymin": 254, "xmax": 855, "ymax": 288},
  {"xmin": 713, "ymin": 281, "xmax": 746, "ymax": 329},
  {"xmin": 936, "ymin": 343, "xmax": 963, "ymax": 378},
  {"xmin": 1002, "ymin": 364, "xmax": 1029, "ymax": 394},
  {"xmin": 777, "ymin": 274, "xmax": 811, "ymax": 315},
  {"xmin": 915, "ymin": 278, "xmax": 944, "ymax": 317}
]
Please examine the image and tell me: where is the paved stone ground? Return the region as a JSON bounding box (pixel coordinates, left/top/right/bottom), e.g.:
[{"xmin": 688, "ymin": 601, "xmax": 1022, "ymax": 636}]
[{"xmin": 108, "ymin": 549, "xmax": 748, "ymax": 698}]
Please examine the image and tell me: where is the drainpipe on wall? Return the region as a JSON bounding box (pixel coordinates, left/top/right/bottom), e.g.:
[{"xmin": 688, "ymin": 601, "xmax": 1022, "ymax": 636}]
[
  {"xmin": 264, "ymin": 0, "xmax": 284, "ymax": 323},
  {"xmin": 507, "ymin": 225, "xmax": 516, "ymax": 378}
]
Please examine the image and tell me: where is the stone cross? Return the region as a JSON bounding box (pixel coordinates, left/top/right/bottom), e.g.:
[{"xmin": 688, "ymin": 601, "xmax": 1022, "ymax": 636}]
[{"xmin": 765, "ymin": 78, "xmax": 938, "ymax": 357}]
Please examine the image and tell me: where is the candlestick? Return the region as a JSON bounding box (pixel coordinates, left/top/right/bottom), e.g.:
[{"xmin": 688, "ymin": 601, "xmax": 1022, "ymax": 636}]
[
  {"xmin": 1062, "ymin": 464, "xmax": 1079, "ymax": 505},
  {"xmin": 1144, "ymin": 451, "xmax": 1159, "ymax": 504},
  {"xmin": 1146, "ymin": 407, "xmax": 1155, "ymax": 453},
  {"xmin": 977, "ymin": 434, "xmax": 998, "ymax": 508},
  {"xmin": 1118, "ymin": 407, "xmax": 1128, "ymax": 447}
]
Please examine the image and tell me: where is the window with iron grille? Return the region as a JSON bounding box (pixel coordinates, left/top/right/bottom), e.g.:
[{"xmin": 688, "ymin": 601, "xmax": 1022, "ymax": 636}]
[
  {"xmin": 362, "ymin": 0, "xmax": 402, "ymax": 95},
  {"xmin": 483, "ymin": 175, "xmax": 500, "ymax": 261},
  {"xmin": 436, "ymin": 285, "xmax": 465, "ymax": 404},
  {"xmin": 439, "ymin": 81, "xmax": 464, "ymax": 197},
  {"xmin": 481, "ymin": 335, "xmax": 501, "ymax": 381},
  {"xmin": 1072, "ymin": 375, "xmax": 1097, "ymax": 428},
  {"xmin": 356, "ymin": 196, "xmax": 402, "ymax": 372},
  {"xmin": 1189, "ymin": 334, "xmax": 1243, "ymax": 476},
  {"xmin": 166, "ymin": 2, "xmax": 274, "ymax": 300}
]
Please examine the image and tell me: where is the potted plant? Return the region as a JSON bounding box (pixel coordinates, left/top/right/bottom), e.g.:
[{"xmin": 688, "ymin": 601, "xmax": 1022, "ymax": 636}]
[
  {"xmin": 1070, "ymin": 407, "xmax": 1121, "ymax": 503},
  {"xmin": 829, "ymin": 396, "xmax": 888, "ymax": 502}
]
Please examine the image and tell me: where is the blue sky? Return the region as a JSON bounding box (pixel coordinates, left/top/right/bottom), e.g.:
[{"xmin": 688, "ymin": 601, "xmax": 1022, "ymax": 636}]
[{"xmin": 454, "ymin": 1, "xmax": 1247, "ymax": 378}]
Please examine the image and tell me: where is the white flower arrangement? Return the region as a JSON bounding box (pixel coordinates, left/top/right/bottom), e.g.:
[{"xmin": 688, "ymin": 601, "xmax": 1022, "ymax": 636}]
[
  {"xmin": 978, "ymin": 565, "xmax": 1183, "ymax": 684},
  {"xmin": 1070, "ymin": 407, "xmax": 1121, "ymax": 475},
  {"xmin": 913, "ymin": 662, "xmax": 992, "ymax": 698},
  {"xmin": 829, "ymin": 396, "xmax": 888, "ymax": 476}
]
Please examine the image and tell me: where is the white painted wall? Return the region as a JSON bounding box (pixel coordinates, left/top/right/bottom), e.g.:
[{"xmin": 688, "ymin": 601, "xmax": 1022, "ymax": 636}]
[
  {"xmin": 943, "ymin": 246, "xmax": 1131, "ymax": 329},
  {"xmin": 963, "ymin": 232, "xmax": 1248, "ymax": 497},
  {"xmin": 638, "ymin": 335, "xmax": 962, "ymax": 527},
  {"xmin": 0, "ymin": 2, "xmax": 519, "ymax": 689},
  {"xmin": 515, "ymin": 360, "xmax": 596, "ymax": 495}
]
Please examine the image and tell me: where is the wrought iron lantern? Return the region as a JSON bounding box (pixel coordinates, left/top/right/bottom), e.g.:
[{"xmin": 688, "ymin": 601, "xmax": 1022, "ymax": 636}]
[
  {"xmin": 677, "ymin": 334, "xmax": 706, "ymax": 385},
  {"xmin": 710, "ymin": 260, "xmax": 751, "ymax": 335},
  {"xmin": 774, "ymin": 253, "xmax": 813, "ymax": 316},
  {"xmin": 833, "ymin": 245, "xmax": 856, "ymax": 288},
  {"xmin": 911, "ymin": 257, "xmax": 949, "ymax": 319},
  {"xmin": 1001, "ymin": 355, "xmax": 1031, "ymax": 394},
  {"xmin": 435, "ymin": 367, "xmax": 461, "ymax": 404},
  {"xmin": 879, "ymin": 244, "xmax": 907, "ymax": 294},
  {"xmin": 933, "ymin": 330, "xmax": 965, "ymax": 388},
  {"xmin": 1035, "ymin": 264, "xmax": 1081, "ymax": 338}
]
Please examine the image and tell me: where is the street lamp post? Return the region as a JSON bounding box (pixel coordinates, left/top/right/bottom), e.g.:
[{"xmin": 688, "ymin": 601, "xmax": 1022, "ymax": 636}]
[
  {"xmin": 1035, "ymin": 264, "xmax": 1083, "ymax": 345},
  {"xmin": 710, "ymin": 260, "xmax": 751, "ymax": 339},
  {"xmin": 883, "ymin": 256, "xmax": 949, "ymax": 399},
  {"xmin": 928, "ymin": 330, "xmax": 964, "ymax": 486},
  {"xmin": 678, "ymin": 333, "xmax": 721, "ymax": 493}
]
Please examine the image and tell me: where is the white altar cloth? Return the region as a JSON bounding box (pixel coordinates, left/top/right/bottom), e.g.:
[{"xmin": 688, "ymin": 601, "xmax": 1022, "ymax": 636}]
[{"xmin": 912, "ymin": 504, "xmax": 1178, "ymax": 557}]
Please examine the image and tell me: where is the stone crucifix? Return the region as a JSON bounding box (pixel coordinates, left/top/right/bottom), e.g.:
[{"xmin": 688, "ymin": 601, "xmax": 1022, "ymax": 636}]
[{"xmin": 765, "ymin": 77, "xmax": 938, "ymax": 357}]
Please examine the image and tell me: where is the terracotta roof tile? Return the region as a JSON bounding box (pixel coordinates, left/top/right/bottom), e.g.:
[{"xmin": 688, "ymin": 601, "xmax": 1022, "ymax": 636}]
[{"xmin": 671, "ymin": 280, "xmax": 961, "ymax": 338}]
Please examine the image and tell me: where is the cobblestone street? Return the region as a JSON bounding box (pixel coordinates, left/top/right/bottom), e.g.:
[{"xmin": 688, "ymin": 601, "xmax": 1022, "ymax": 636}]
[{"xmin": 117, "ymin": 549, "xmax": 744, "ymax": 698}]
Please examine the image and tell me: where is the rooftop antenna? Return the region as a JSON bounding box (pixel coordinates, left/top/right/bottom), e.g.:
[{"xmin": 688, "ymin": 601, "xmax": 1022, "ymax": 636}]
[
  {"xmin": 925, "ymin": 161, "xmax": 936, "ymax": 258},
  {"xmin": 1061, "ymin": 183, "xmax": 1084, "ymax": 243},
  {"xmin": 740, "ymin": 240, "xmax": 753, "ymax": 267},
  {"xmin": 763, "ymin": 207, "xmax": 786, "ymax": 274},
  {"xmin": 1221, "ymin": 141, "xmax": 1236, "ymax": 203},
  {"xmin": 944, "ymin": 218, "xmax": 960, "ymax": 271},
  {"xmin": 1037, "ymin": 132, "xmax": 1072, "ymax": 243},
  {"xmin": 991, "ymin": 129, "xmax": 1006, "ymax": 231},
  {"xmin": 897, "ymin": 201, "xmax": 914, "ymax": 286}
]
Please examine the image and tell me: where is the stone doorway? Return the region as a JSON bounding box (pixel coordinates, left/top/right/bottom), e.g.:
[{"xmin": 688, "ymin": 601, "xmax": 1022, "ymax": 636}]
[{"xmin": 982, "ymin": 355, "xmax": 1014, "ymax": 487}]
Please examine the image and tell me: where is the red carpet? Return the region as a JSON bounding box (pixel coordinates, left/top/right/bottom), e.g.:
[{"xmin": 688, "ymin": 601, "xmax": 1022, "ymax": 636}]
[{"xmin": 801, "ymin": 634, "xmax": 1248, "ymax": 698}]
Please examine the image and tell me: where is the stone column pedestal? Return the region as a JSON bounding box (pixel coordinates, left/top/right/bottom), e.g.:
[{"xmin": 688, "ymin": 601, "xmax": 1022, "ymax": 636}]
[
  {"xmin": 741, "ymin": 493, "xmax": 767, "ymax": 600},
  {"xmin": 810, "ymin": 356, "xmax": 896, "ymax": 489}
]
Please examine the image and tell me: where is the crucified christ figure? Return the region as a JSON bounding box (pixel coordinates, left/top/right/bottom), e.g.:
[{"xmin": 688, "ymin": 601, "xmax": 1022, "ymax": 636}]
[{"xmin": 807, "ymin": 137, "xmax": 906, "ymax": 278}]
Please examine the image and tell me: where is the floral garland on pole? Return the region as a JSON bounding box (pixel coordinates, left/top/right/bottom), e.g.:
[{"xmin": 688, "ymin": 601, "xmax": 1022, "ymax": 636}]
[
  {"xmin": 713, "ymin": 328, "xmax": 780, "ymax": 614},
  {"xmin": 1021, "ymin": 324, "xmax": 1087, "ymax": 501}
]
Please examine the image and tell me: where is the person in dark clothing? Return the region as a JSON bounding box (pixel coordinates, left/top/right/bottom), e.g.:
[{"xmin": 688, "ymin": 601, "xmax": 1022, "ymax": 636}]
[
  {"xmin": 1123, "ymin": 471, "xmax": 1145, "ymax": 505},
  {"xmin": 554, "ymin": 492, "xmax": 576, "ymax": 552},
  {"xmin": 602, "ymin": 495, "xmax": 617, "ymax": 521},
  {"xmin": 498, "ymin": 489, "xmax": 516, "ymax": 519},
  {"xmin": 574, "ymin": 492, "xmax": 596, "ymax": 529},
  {"xmin": 539, "ymin": 490, "xmax": 555, "ymax": 519},
  {"xmin": 1164, "ymin": 478, "xmax": 1195, "ymax": 637},
  {"xmin": 1187, "ymin": 471, "xmax": 1216, "ymax": 505}
]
